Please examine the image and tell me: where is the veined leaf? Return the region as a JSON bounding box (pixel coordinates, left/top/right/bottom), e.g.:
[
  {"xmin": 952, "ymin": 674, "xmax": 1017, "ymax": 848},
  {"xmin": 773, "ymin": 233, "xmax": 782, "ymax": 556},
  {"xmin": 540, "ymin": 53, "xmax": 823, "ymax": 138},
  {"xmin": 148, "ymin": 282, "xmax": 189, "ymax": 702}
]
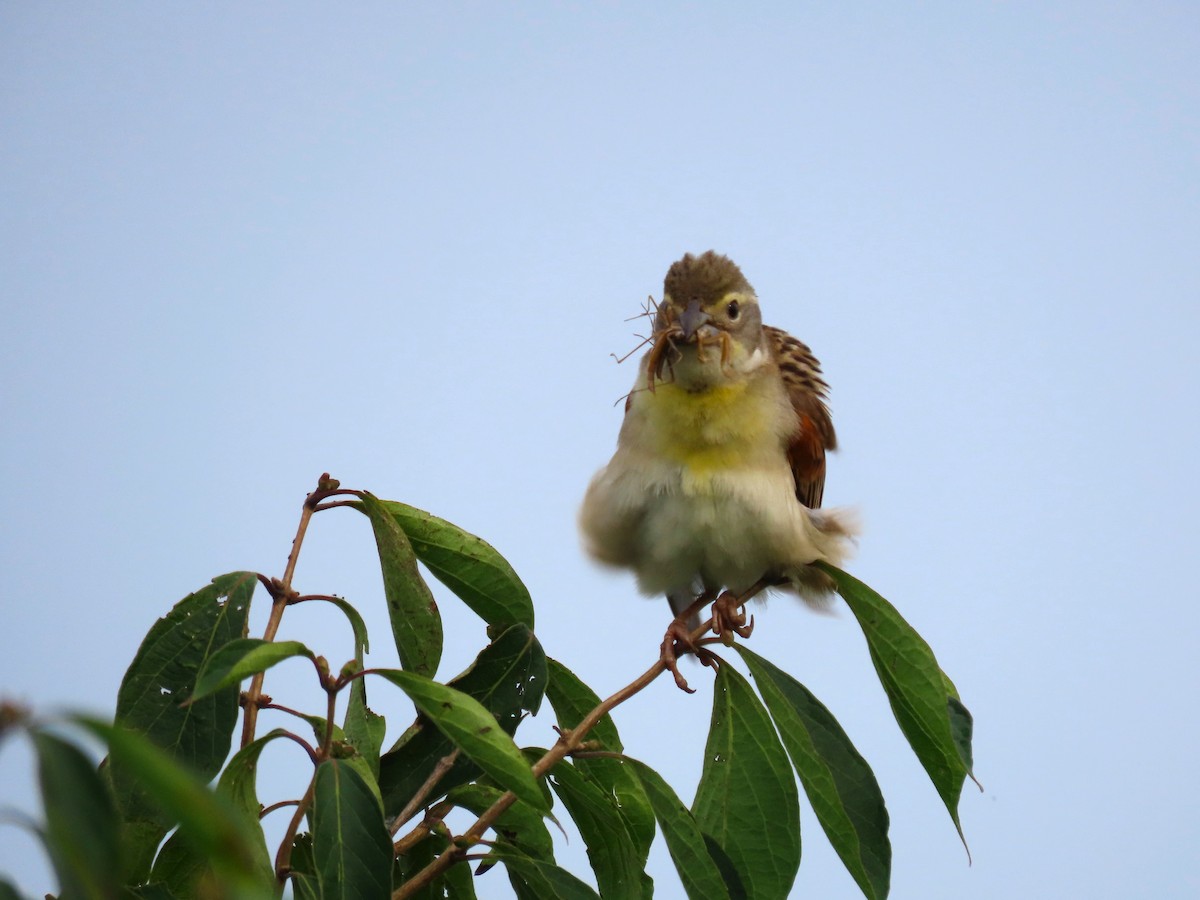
[
  {"xmin": 941, "ymin": 670, "xmax": 977, "ymax": 779},
  {"xmin": 494, "ymin": 851, "xmax": 601, "ymax": 900},
  {"xmin": 289, "ymin": 833, "xmax": 320, "ymax": 900},
  {"xmin": 312, "ymin": 759, "xmax": 393, "ymax": 899},
  {"xmin": 441, "ymin": 849, "xmax": 479, "ymax": 900},
  {"xmin": 344, "ymin": 668, "xmax": 387, "ymax": 781},
  {"xmin": 147, "ymin": 827, "xmax": 204, "ymax": 896},
  {"xmin": 372, "ymin": 669, "xmax": 547, "ymax": 813},
  {"xmin": 379, "ymin": 625, "xmax": 544, "ymax": 817},
  {"xmin": 546, "ymin": 760, "xmax": 643, "ymax": 900},
  {"xmin": 817, "ymin": 563, "xmax": 974, "ymax": 842},
  {"xmin": 628, "ymin": 759, "xmax": 730, "ymax": 900},
  {"xmin": 32, "ymin": 730, "xmax": 123, "ymax": 900},
  {"xmin": 519, "ymin": 746, "xmax": 558, "ymax": 813},
  {"xmin": 736, "ymin": 645, "xmax": 891, "ymax": 900},
  {"xmin": 109, "ymin": 571, "xmax": 257, "ymax": 877},
  {"xmin": 360, "ymin": 492, "xmax": 442, "ymax": 677},
  {"xmin": 190, "ymin": 638, "xmax": 314, "ymax": 703},
  {"xmin": 284, "ymin": 714, "xmax": 382, "ymax": 807},
  {"xmin": 692, "ymin": 665, "xmax": 800, "ymax": 900},
  {"xmin": 377, "ymin": 499, "xmax": 534, "ymax": 629},
  {"xmin": 702, "ymin": 836, "xmax": 748, "ymax": 900},
  {"xmin": 545, "ymin": 658, "xmax": 654, "ymax": 862},
  {"xmin": 214, "ymin": 729, "xmax": 285, "ymax": 878}
]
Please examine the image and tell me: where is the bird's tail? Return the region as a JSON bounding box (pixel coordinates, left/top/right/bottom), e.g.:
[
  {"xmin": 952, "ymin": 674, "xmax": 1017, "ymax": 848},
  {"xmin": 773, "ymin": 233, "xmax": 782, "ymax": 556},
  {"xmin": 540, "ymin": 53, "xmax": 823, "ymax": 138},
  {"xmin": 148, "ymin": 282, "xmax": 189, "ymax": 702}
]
[{"xmin": 792, "ymin": 505, "xmax": 860, "ymax": 608}]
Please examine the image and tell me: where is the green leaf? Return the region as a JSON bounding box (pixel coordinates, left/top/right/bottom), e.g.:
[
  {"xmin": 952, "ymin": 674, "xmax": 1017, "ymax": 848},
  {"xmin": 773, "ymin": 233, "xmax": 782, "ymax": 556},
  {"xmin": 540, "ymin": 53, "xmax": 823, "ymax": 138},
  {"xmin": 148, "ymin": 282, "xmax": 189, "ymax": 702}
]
[
  {"xmin": 544, "ymin": 658, "xmax": 655, "ymax": 863},
  {"xmin": 379, "ymin": 625, "xmax": 545, "ymax": 817},
  {"xmin": 940, "ymin": 669, "xmax": 977, "ymax": 781},
  {"xmin": 446, "ymin": 783, "xmax": 555, "ymax": 862},
  {"xmin": 359, "ymin": 492, "xmax": 443, "ymax": 676},
  {"xmin": 318, "ymin": 594, "xmax": 372, "ymax": 657},
  {"xmin": 213, "ymin": 729, "xmax": 284, "ymax": 879},
  {"xmin": 817, "ymin": 563, "xmax": 974, "ymax": 841},
  {"xmin": 441, "ymin": 849, "xmax": 479, "ymax": 900},
  {"xmin": 692, "ymin": 665, "xmax": 800, "ymax": 900},
  {"xmin": 32, "ymin": 730, "xmax": 123, "ymax": 899},
  {"xmin": 312, "ymin": 759, "xmax": 393, "ymax": 900},
  {"xmin": 344, "ymin": 672, "xmax": 387, "ymax": 781},
  {"xmin": 392, "ymin": 827, "xmax": 440, "ymax": 899},
  {"xmin": 0, "ymin": 881, "xmax": 27, "ymax": 900},
  {"xmin": 190, "ymin": 638, "xmax": 314, "ymax": 704},
  {"xmin": 626, "ymin": 760, "xmax": 729, "ymax": 900},
  {"xmin": 129, "ymin": 885, "xmax": 179, "ymax": 900},
  {"xmin": 947, "ymin": 695, "xmax": 976, "ymax": 777},
  {"xmin": 372, "ymin": 669, "xmax": 547, "ymax": 813},
  {"xmin": 148, "ymin": 829, "xmax": 207, "ymax": 899},
  {"xmin": 735, "ymin": 645, "xmax": 891, "ymax": 900},
  {"xmin": 544, "ymin": 659, "xmax": 621, "ymax": 748},
  {"xmin": 546, "ymin": 760, "xmax": 643, "ymax": 900},
  {"xmin": 378, "ymin": 499, "xmax": 534, "ymax": 629},
  {"xmin": 391, "ymin": 831, "xmax": 478, "ymax": 899},
  {"xmin": 518, "ymin": 746, "xmax": 557, "ymax": 812},
  {"xmin": 495, "ymin": 852, "xmax": 601, "ymax": 900},
  {"xmin": 289, "ymin": 833, "xmax": 320, "ymax": 900},
  {"xmin": 109, "ymin": 571, "xmax": 257, "ymax": 877},
  {"xmin": 702, "ymin": 835, "xmax": 748, "ymax": 900},
  {"xmin": 75, "ymin": 716, "xmax": 265, "ymax": 890},
  {"xmin": 291, "ymin": 712, "xmax": 383, "ymax": 806}
]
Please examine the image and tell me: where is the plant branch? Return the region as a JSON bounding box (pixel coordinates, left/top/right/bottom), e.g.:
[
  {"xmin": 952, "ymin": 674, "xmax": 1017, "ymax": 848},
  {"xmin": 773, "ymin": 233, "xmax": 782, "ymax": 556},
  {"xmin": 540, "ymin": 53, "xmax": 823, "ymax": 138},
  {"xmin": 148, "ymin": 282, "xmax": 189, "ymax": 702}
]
[
  {"xmin": 321, "ymin": 674, "xmax": 337, "ymax": 756},
  {"xmin": 262, "ymin": 701, "xmax": 314, "ymax": 722},
  {"xmin": 393, "ymin": 800, "xmax": 453, "ymax": 856},
  {"xmin": 390, "ymin": 748, "xmax": 462, "ymax": 836},
  {"xmin": 391, "ymin": 578, "xmax": 776, "ymax": 898},
  {"xmin": 273, "ymin": 729, "xmax": 320, "ymax": 766},
  {"xmin": 311, "ymin": 500, "xmax": 361, "ymax": 511},
  {"xmin": 569, "ymin": 749, "xmax": 627, "ymax": 761},
  {"xmin": 275, "ymin": 775, "xmax": 316, "ymax": 887},
  {"xmin": 390, "ymin": 616, "xmax": 717, "ymax": 899},
  {"xmin": 260, "ymin": 799, "xmax": 300, "ymax": 819},
  {"xmin": 241, "ymin": 474, "xmax": 340, "ymax": 749}
]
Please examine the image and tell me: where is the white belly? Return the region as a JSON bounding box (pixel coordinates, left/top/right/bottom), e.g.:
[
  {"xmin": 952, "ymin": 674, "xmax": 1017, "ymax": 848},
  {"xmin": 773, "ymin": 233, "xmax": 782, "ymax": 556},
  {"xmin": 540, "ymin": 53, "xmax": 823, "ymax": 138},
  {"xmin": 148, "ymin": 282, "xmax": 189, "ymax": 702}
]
[{"xmin": 626, "ymin": 460, "xmax": 823, "ymax": 596}]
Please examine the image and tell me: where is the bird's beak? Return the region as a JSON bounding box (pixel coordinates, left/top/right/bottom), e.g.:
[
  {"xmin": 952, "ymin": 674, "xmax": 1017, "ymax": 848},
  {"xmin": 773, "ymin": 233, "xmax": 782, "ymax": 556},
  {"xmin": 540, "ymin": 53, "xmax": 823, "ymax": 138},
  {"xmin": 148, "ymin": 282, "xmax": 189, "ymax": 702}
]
[{"xmin": 678, "ymin": 299, "xmax": 710, "ymax": 340}]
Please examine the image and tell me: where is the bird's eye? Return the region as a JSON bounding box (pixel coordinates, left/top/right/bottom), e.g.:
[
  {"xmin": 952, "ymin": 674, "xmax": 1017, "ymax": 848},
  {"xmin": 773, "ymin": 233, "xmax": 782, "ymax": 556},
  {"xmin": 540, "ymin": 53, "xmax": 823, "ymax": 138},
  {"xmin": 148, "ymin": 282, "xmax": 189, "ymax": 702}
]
[{"xmin": 726, "ymin": 300, "xmax": 740, "ymax": 320}]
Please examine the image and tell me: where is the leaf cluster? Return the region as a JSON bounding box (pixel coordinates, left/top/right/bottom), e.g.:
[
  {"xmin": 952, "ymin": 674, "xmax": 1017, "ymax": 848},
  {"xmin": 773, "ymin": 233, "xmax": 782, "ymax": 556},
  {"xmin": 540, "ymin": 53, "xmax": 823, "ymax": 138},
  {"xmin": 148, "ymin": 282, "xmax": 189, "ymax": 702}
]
[{"xmin": 0, "ymin": 476, "xmax": 975, "ymax": 899}]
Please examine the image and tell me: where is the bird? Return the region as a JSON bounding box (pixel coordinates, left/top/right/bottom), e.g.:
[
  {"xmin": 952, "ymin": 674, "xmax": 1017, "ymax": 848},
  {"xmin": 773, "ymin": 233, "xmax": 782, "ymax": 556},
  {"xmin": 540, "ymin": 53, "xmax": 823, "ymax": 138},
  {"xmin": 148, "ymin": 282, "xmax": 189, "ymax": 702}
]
[{"xmin": 579, "ymin": 251, "xmax": 858, "ymax": 690}]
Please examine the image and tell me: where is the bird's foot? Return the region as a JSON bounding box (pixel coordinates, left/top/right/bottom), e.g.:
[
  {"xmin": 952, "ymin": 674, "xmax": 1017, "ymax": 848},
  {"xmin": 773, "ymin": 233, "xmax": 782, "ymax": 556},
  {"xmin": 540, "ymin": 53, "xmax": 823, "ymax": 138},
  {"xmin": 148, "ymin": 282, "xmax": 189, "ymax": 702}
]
[
  {"xmin": 660, "ymin": 618, "xmax": 722, "ymax": 693},
  {"xmin": 660, "ymin": 618, "xmax": 700, "ymax": 693},
  {"xmin": 711, "ymin": 590, "xmax": 755, "ymax": 643}
]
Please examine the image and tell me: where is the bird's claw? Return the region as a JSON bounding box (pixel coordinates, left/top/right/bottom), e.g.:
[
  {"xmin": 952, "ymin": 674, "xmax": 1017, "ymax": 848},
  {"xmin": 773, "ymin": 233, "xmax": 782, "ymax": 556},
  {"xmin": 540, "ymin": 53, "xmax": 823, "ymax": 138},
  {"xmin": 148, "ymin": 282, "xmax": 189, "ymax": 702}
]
[
  {"xmin": 660, "ymin": 619, "xmax": 700, "ymax": 693},
  {"xmin": 711, "ymin": 591, "xmax": 755, "ymax": 642},
  {"xmin": 661, "ymin": 587, "xmax": 756, "ymax": 692}
]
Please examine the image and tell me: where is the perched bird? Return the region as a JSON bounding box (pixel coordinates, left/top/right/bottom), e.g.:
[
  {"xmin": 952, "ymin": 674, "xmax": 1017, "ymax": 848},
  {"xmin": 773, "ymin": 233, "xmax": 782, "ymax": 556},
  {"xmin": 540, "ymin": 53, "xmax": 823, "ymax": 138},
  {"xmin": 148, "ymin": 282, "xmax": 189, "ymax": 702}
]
[{"xmin": 579, "ymin": 251, "xmax": 857, "ymax": 689}]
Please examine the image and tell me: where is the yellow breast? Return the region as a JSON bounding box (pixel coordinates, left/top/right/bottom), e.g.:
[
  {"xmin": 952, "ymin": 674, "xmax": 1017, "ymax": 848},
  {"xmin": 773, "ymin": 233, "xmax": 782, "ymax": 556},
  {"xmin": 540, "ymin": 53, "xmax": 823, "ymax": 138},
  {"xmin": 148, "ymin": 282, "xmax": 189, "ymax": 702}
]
[{"xmin": 642, "ymin": 379, "xmax": 780, "ymax": 478}]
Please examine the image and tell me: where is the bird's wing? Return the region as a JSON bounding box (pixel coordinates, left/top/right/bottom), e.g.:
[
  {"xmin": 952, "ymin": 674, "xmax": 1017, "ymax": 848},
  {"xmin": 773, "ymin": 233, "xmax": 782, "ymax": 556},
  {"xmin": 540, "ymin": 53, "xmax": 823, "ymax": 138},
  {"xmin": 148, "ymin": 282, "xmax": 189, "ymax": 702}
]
[{"xmin": 765, "ymin": 325, "xmax": 836, "ymax": 509}]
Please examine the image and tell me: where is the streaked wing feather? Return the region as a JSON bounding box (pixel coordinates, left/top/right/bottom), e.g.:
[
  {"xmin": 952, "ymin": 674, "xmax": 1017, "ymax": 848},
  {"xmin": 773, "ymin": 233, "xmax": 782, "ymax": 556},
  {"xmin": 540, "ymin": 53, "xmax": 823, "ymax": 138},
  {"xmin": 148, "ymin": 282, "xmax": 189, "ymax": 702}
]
[{"xmin": 765, "ymin": 325, "xmax": 836, "ymax": 509}]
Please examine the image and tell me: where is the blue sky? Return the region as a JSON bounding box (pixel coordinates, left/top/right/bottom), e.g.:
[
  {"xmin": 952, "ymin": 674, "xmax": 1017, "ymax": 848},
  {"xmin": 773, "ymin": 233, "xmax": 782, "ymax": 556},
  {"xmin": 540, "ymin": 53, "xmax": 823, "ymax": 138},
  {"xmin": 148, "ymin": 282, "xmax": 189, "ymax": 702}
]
[{"xmin": 2, "ymin": 4, "xmax": 1198, "ymax": 897}]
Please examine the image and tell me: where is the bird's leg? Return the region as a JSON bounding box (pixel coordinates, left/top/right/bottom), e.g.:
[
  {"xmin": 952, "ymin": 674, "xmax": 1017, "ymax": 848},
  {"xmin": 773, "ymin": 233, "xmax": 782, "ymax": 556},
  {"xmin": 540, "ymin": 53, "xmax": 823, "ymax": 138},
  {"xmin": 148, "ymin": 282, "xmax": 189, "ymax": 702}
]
[{"xmin": 660, "ymin": 591, "xmax": 715, "ymax": 693}]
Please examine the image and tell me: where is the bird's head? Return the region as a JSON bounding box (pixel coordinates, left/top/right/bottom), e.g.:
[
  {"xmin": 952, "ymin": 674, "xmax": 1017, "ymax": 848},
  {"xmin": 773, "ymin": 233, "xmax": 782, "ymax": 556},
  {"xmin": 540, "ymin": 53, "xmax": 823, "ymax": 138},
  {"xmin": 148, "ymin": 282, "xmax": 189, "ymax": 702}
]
[{"xmin": 648, "ymin": 251, "xmax": 765, "ymax": 389}]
